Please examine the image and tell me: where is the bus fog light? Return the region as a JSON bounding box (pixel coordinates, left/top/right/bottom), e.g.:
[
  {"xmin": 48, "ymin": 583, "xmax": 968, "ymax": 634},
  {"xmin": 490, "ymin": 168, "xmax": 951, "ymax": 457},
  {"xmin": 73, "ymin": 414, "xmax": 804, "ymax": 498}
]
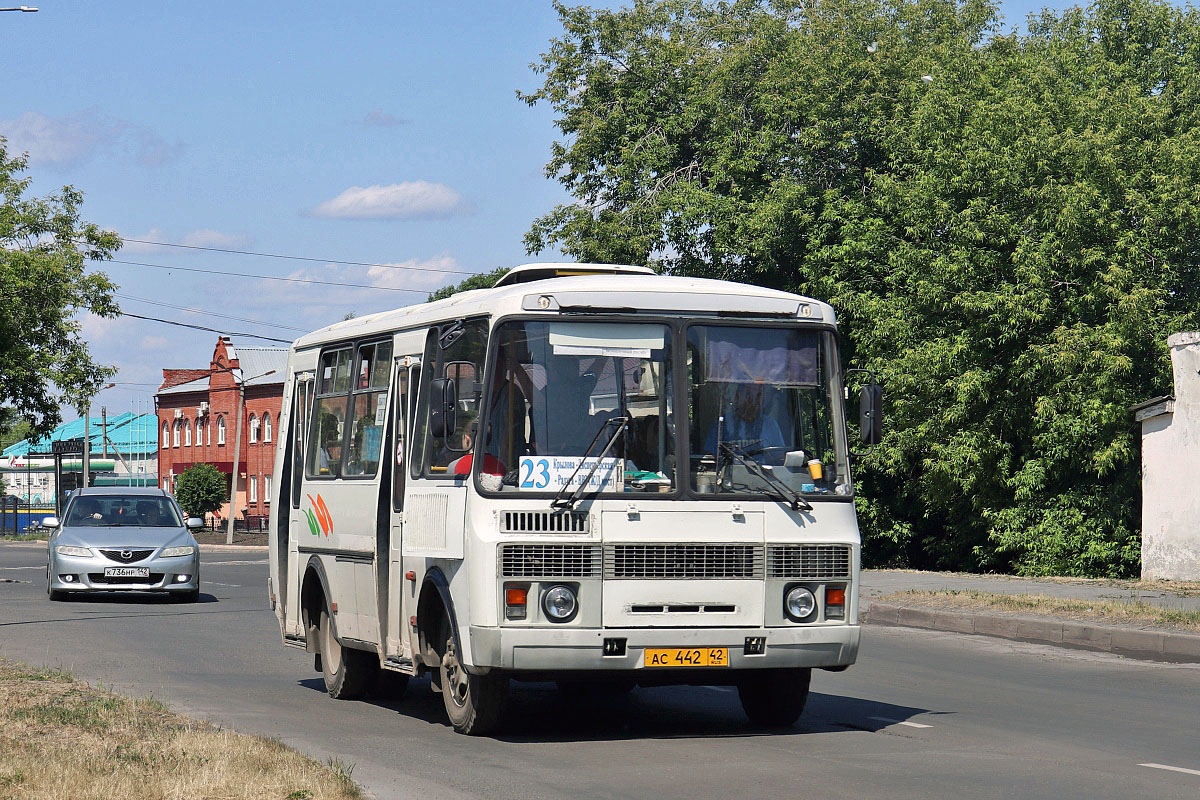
[
  {"xmin": 542, "ymin": 585, "xmax": 577, "ymax": 622},
  {"xmin": 785, "ymin": 586, "xmax": 817, "ymax": 621}
]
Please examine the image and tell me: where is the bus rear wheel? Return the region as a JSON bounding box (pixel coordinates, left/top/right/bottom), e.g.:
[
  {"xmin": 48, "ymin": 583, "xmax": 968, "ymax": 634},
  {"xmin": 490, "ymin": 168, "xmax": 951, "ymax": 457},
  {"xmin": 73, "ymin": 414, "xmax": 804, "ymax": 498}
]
[
  {"xmin": 438, "ymin": 617, "xmax": 507, "ymax": 735},
  {"xmin": 318, "ymin": 607, "xmax": 377, "ymax": 700},
  {"xmin": 737, "ymin": 668, "xmax": 811, "ymax": 727}
]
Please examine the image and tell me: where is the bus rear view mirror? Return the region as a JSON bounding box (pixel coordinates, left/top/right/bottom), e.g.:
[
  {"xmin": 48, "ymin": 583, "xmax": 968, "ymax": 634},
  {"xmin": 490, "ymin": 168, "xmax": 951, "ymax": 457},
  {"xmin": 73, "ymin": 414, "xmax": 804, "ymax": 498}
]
[
  {"xmin": 430, "ymin": 377, "xmax": 457, "ymax": 439},
  {"xmin": 859, "ymin": 382, "xmax": 883, "ymax": 445}
]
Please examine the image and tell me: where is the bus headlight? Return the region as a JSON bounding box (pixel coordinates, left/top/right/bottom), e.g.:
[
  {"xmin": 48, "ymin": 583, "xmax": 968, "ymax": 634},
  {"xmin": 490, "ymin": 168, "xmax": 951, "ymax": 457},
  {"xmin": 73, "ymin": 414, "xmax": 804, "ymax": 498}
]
[
  {"xmin": 542, "ymin": 585, "xmax": 578, "ymax": 622},
  {"xmin": 784, "ymin": 586, "xmax": 817, "ymax": 621}
]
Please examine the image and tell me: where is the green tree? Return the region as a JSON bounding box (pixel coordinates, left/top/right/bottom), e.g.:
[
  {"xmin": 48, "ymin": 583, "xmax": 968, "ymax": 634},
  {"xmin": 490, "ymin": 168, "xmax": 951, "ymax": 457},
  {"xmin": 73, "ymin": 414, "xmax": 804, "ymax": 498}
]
[
  {"xmin": 428, "ymin": 266, "xmax": 511, "ymax": 302},
  {"xmin": 523, "ymin": 0, "xmax": 1200, "ymax": 576},
  {"xmin": 174, "ymin": 464, "xmax": 227, "ymax": 518},
  {"xmin": 0, "ymin": 141, "xmax": 120, "ymax": 439}
]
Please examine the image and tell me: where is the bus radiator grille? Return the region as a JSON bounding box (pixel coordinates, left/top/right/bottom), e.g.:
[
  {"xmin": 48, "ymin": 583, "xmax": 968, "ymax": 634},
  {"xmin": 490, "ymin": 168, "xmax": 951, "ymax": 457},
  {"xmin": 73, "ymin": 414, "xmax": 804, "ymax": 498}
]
[
  {"xmin": 499, "ymin": 544, "xmax": 602, "ymax": 578},
  {"xmin": 500, "ymin": 510, "xmax": 590, "ymax": 534},
  {"xmin": 766, "ymin": 544, "xmax": 852, "ymax": 579},
  {"xmin": 604, "ymin": 544, "xmax": 764, "ymax": 580}
]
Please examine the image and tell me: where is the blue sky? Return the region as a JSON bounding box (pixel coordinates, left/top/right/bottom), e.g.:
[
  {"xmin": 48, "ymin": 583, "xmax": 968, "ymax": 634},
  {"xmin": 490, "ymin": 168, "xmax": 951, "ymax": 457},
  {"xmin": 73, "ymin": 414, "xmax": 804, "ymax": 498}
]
[{"xmin": 1, "ymin": 0, "xmax": 1066, "ymax": 419}]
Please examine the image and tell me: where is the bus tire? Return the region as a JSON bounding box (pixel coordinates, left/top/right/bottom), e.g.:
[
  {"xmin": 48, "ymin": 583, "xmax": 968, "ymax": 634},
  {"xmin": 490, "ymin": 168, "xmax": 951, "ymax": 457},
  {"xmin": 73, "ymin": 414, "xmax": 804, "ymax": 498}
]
[
  {"xmin": 318, "ymin": 607, "xmax": 377, "ymax": 700},
  {"xmin": 438, "ymin": 617, "xmax": 507, "ymax": 735},
  {"xmin": 737, "ymin": 668, "xmax": 811, "ymax": 727}
]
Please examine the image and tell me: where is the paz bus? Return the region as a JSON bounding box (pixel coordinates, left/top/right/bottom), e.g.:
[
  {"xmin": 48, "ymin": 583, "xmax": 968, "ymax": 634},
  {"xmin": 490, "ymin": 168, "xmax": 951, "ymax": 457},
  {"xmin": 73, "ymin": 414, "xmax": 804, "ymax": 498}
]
[{"xmin": 268, "ymin": 263, "xmax": 878, "ymax": 734}]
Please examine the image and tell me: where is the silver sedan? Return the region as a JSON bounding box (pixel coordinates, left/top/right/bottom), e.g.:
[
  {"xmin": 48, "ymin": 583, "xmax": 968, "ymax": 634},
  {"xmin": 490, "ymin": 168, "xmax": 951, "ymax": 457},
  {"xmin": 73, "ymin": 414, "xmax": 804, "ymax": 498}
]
[{"xmin": 45, "ymin": 487, "xmax": 202, "ymax": 602}]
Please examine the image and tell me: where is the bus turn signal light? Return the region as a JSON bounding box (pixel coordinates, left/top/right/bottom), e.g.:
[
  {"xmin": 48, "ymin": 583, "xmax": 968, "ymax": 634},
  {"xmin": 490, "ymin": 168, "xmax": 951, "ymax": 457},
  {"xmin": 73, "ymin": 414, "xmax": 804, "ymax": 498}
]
[
  {"xmin": 826, "ymin": 586, "xmax": 846, "ymax": 619},
  {"xmin": 505, "ymin": 586, "xmax": 528, "ymax": 620}
]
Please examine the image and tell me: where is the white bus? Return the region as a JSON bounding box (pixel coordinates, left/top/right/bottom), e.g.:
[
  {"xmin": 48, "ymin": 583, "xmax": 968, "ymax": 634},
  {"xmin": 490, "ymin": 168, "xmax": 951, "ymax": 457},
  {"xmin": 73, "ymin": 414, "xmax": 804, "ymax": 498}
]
[{"xmin": 268, "ymin": 263, "xmax": 877, "ymax": 734}]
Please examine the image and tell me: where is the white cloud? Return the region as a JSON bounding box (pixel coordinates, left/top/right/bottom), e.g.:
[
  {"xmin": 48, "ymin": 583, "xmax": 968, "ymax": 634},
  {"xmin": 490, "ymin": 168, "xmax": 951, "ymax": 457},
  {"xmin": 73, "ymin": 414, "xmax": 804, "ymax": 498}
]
[
  {"xmin": 362, "ymin": 109, "xmax": 408, "ymax": 128},
  {"xmin": 120, "ymin": 227, "xmax": 251, "ymax": 254},
  {"xmin": 311, "ymin": 182, "xmax": 467, "ymax": 220},
  {"xmin": 0, "ymin": 110, "xmax": 183, "ymax": 168},
  {"xmin": 140, "ymin": 335, "xmax": 169, "ymax": 350}
]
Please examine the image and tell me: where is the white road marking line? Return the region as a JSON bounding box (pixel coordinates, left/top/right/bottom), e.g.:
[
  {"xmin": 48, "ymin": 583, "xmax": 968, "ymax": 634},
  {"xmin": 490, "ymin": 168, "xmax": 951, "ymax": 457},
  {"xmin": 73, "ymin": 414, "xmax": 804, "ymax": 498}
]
[
  {"xmin": 1139, "ymin": 763, "xmax": 1200, "ymax": 777},
  {"xmin": 868, "ymin": 716, "xmax": 932, "ymax": 728},
  {"xmin": 202, "ymin": 560, "xmax": 267, "ymax": 565},
  {"xmin": 203, "ymin": 582, "xmax": 241, "ymax": 587},
  {"xmin": 0, "ymin": 566, "xmax": 45, "ymax": 570}
]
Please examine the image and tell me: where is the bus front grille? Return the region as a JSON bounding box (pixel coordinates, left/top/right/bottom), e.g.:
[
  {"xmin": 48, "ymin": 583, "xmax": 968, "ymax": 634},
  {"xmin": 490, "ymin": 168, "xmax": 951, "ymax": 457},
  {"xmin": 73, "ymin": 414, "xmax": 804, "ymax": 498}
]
[
  {"xmin": 604, "ymin": 544, "xmax": 764, "ymax": 580},
  {"xmin": 500, "ymin": 510, "xmax": 590, "ymax": 534},
  {"xmin": 499, "ymin": 544, "xmax": 602, "ymax": 578},
  {"xmin": 766, "ymin": 544, "xmax": 852, "ymax": 579}
]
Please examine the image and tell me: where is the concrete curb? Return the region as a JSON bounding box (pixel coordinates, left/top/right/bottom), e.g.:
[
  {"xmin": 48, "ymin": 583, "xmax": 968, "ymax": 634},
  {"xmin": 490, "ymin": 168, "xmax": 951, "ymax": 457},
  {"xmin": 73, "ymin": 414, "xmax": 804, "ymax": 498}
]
[
  {"xmin": 199, "ymin": 544, "xmax": 268, "ymax": 553},
  {"xmin": 865, "ymin": 602, "xmax": 1200, "ymax": 664}
]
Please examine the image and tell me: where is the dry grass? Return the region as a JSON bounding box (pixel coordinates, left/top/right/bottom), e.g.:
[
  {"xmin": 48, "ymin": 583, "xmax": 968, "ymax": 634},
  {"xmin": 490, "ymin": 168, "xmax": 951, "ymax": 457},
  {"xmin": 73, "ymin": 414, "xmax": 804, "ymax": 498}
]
[
  {"xmin": 0, "ymin": 659, "xmax": 360, "ymax": 800},
  {"xmin": 880, "ymin": 589, "xmax": 1200, "ymax": 633},
  {"xmin": 0, "ymin": 534, "xmax": 47, "ymax": 542}
]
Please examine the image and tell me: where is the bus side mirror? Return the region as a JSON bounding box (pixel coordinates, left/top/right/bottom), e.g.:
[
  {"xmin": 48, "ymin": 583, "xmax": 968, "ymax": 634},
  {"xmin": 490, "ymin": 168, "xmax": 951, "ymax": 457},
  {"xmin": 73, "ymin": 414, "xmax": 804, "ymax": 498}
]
[
  {"xmin": 429, "ymin": 377, "xmax": 457, "ymax": 439},
  {"xmin": 859, "ymin": 382, "xmax": 883, "ymax": 445}
]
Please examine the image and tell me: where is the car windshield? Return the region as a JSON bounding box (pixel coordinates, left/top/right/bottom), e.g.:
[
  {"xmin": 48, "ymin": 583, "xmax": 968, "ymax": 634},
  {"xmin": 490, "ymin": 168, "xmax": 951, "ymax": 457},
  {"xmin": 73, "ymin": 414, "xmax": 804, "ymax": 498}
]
[
  {"xmin": 64, "ymin": 495, "xmax": 182, "ymax": 527},
  {"xmin": 687, "ymin": 325, "xmax": 850, "ymax": 497},
  {"xmin": 479, "ymin": 321, "xmax": 674, "ymax": 494}
]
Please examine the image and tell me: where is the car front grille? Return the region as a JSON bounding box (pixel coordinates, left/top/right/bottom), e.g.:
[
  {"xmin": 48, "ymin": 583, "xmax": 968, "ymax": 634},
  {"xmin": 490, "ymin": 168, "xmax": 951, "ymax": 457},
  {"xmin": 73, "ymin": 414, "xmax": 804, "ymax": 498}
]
[
  {"xmin": 99, "ymin": 549, "xmax": 155, "ymax": 564},
  {"xmin": 766, "ymin": 544, "xmax": 852, "ymax": 579},
  {"xmin": 499, "ymin": 544, "xmax": 602, "ymax": 578},
  {"xmin": 604, "ymin": 544, "xmax": 764, "ymax": 580},
  {"xmin": 88, "ymin": 573, "xmax": 163, "ymax": 585}
]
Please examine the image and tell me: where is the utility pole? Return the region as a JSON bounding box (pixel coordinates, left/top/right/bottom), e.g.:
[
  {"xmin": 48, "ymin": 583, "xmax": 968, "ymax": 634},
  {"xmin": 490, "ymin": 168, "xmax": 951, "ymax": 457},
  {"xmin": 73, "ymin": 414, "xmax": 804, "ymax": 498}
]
[
  {"xmin": 101, "ymin": 406, "xmax": 108, "ymax": 458},
  {"xmin": 82, "ymin": 410, "xmax": 90, "ymax": 489}
]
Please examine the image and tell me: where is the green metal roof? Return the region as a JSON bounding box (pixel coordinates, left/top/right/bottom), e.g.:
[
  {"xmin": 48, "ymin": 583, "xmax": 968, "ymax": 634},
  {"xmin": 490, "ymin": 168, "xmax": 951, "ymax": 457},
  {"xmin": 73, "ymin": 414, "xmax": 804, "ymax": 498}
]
[{"xmin": 2, "ymin": 412, "xmax": 158, "ymax": 459}]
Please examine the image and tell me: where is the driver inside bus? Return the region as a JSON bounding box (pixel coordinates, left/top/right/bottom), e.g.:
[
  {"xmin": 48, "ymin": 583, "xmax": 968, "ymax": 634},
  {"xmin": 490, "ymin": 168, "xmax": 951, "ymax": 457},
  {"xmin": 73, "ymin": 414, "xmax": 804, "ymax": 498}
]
[{"xmin": 702, "ymin": 382, "xmax": 785, "ymax": 459}]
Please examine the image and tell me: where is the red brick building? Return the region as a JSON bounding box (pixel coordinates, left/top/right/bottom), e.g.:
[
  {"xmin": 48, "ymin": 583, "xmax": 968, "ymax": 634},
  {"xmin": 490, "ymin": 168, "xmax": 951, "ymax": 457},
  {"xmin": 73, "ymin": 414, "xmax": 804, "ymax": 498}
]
[{"xmin": 156, "ymin": 337, "xmax": 288, "ymax": 523}]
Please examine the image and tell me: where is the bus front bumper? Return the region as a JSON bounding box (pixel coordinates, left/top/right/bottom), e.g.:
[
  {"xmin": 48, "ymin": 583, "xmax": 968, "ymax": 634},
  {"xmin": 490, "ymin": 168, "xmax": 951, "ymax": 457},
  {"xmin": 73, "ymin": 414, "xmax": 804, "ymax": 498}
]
[{"xmin": 468, "ymin": 624, "xmax": 859, "ymax": 672}]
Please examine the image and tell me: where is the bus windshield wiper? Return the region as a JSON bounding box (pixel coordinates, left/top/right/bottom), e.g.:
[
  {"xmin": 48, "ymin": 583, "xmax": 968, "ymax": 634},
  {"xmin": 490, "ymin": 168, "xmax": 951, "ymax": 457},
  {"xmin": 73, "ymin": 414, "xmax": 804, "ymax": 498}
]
[
  {"xmin": 550, "ymin": 416, "xmax": 629, "ymax": 510},
  {"xmin": 718, "ymin": 442, "xmax": 812, "ymax": 511}
]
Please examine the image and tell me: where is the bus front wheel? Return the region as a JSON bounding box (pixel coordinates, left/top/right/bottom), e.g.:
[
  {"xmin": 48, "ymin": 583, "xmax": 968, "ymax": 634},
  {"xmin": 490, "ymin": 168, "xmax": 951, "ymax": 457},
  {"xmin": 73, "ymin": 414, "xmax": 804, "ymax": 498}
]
[
  {"xmin": 438, "ymin": 617, "xmax": 507, "ymax": 735},
  {"xmin": 737, "ymin": 668, "xmax": 811, "ymax": 727},
  {"xmin": 318, "ymin": 607, "xmax": 377, "ymax": 700}
]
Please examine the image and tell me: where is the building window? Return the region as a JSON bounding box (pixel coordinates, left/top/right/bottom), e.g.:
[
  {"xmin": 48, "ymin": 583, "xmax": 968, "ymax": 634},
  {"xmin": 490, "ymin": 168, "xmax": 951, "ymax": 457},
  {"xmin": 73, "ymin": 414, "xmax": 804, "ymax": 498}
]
[
  {"xmin": 206, "ymin": 421, "xmax": 211, "ymax": 445},
  {"xmin": 162, "ymin": 477, "xmax": 169, "ymax": 491},
  {"xmin": 263, "ymin": 413, "xmax": 272, "ymax": 443},
  {"xmin": 264, "ymin": 475, "xmax": 271, "ymax": 503},
  {"xmin": 194, "ymin": 420, "xmax": 201, "ymax": 447},
  {"xmin": 217, "ymin": 416, "xmax": 226, "ymax": 445},
  {"xmin": 173, "ymin": 420, "xmax": 181, "ymax": 447},
  {"xmin": 161, "ymin": 422, "xmax": 169, "ymax": 450},
  {"xmin": 184, "ymin": 420, "xmax": 192, "ymax": 447},
  {"xmin": 248, "ymin": 414, "xmax": 259, "ymax": 444},
  {"xmin": 249, "ymin": 475, "xmax": 258, "ymax": 503}
]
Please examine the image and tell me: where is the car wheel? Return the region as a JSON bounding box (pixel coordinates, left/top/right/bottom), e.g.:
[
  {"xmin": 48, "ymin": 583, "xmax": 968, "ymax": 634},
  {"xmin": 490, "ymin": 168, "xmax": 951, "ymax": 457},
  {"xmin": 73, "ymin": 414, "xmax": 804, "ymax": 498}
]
[
  {"xmin": 737, "ymin": 668, "xmax": 811, "ymax": 727},
  {"xmin": 438, "ymin": 616, "xmax": 507, "ymax": 735},
  {"xmin": 46, "ymin": 565, "xmax": 68, "ymax": 602},
  {"xmin": 317, "ymin": 606, "xmax": 376, "ymax": 699}
]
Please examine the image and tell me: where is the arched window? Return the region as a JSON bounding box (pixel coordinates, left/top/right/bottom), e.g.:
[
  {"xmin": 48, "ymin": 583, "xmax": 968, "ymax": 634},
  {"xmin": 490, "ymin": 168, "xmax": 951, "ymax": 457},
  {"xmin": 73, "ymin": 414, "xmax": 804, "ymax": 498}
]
[
  {"xmin": 217, "ymin": 416, "xmax": 226, "ymax": 445},
  {"xmin": 184, "ymin": 419, "xmax": 192, "ymax": 447},
  {"xmin": 161, "ymin": 422, "xmax": 169, "ymax": 450},
  {"xmin": 173, "ymin": 420, "xmax": 181, "ymax": 447},
  {"xmin": 263, "ymin": 413, "xmax": 272, "ymax": 443},
  {"xmin": 194, "ymin": 420, "xmax": 202, "ymax": 447},
  {"xmin": 248, "ymin": 414, "xmax": 259, "ymax": 444}
]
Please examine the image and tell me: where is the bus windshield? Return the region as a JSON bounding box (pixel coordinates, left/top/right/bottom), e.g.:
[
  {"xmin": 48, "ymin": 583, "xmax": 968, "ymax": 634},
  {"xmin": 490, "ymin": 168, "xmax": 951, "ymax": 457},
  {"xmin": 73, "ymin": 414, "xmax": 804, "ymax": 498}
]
[
  {"xmin": 479, "ymin": 321, "xmax": 674, "ymax": 494},
  {"xmin": 687, "ymin": 325, "xmax": 849, "ymax": 497}
]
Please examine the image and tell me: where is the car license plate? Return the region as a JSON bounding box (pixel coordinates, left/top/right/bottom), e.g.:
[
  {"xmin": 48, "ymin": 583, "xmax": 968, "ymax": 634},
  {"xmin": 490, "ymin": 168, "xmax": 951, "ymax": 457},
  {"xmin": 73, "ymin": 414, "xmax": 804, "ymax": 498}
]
[
  {"xmin": 103, "ymin": 567, "xmax": 149, "ymax": 578},
  {"xmin": 644, "ymin": 647, "xmax": 729, "ymax": 668}
]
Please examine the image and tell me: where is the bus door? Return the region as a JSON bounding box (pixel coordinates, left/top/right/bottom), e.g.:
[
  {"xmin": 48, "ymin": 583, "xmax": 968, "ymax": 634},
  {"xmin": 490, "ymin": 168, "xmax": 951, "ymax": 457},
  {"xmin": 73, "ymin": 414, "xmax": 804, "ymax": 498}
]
[
  {"xmin": 383, "ymin": 352, "xmax": 421, "ymax": 666},
  {"xmin": 284, "ymin": 371, "xmax": 314, "ymax": 638}
]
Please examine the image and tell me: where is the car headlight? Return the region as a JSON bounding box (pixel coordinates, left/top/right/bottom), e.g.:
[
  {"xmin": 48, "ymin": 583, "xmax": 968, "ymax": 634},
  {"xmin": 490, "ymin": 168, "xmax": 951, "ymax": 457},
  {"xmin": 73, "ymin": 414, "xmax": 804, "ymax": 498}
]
[
  {"xmin": 542, "ymin": 585, "xmax": 578, "ymax": 622},
  {"xmin": 785, "ymin": 586, "xmax": 817, "ymax": 621},
  {"xmin": 55, "ymin": 545, "xmax": 92, "ymax": 557},
  {"xmin": 160, "ymin": 546, "xmax": 196, "ymax": 557}
]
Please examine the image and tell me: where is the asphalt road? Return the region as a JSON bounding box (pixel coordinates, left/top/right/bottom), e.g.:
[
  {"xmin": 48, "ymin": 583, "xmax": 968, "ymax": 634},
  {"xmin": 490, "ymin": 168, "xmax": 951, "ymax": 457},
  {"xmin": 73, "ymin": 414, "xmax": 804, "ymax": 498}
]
[{"xmin": 2, "ymin": 541, "xmax": 1199, "ymax": 800}]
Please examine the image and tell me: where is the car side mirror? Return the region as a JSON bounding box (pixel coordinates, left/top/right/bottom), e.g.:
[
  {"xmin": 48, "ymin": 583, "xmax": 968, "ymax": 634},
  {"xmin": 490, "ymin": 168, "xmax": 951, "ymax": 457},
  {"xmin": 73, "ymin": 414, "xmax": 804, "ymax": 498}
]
[
  {"xmin": 859, "ymin": 382, "xmax": 883, "ymax": 445},
  {"xmin": 429, "ymin": 377, "xmax": 457, "ymax": 440},
  {"xmin": 42, "ymin": 516, "xmax": 60, "ymax": 528},
  {"xmin": 186, "ymin": 517, "xmax": 204, "ymax": 530}
]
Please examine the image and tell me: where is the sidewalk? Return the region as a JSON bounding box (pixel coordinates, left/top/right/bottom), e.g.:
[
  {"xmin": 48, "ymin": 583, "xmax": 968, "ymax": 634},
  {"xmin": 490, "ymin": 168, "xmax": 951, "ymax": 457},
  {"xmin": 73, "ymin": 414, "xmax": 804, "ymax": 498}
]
[{"xmin": 862, "ymin": 569, "xmax": 1200, "ymax": 663}]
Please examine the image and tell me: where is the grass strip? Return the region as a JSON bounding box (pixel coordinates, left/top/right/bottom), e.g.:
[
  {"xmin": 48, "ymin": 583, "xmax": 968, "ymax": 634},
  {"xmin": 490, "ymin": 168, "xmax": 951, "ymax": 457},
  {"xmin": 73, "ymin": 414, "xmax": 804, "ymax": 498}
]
[
  {"xmin": 0, "ymin": 659, "xmax": 360, "ymax": 800},
  {"xmin": 0, "ymin": 533, "xmax": 48, "ymax": 542},
  {"xmin": 880, "ymin": 589, "xmax": 1200, "ymax": 632}
]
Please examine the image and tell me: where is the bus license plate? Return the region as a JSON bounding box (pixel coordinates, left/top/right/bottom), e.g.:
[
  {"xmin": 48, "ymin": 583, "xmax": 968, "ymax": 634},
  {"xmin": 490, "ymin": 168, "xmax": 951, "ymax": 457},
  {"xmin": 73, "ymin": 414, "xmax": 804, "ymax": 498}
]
[
  {"xmin": 103, "ymin": 567, "xmax": 149, "ymax": 578},
  {"xmin": 644, "ymin": 647, "xmax": 728, "ymax": 668}
]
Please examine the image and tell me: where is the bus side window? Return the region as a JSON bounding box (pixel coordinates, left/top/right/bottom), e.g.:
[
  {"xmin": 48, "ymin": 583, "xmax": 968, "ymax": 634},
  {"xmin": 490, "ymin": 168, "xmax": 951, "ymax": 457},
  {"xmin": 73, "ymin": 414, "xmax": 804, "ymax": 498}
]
[
  {"xmin": 413, "ymin": 319, "xmax": 488, "ymax": 478},
  {"xmin": 307, "ymin": 348, "xmax": 352, "ymax": 479}
]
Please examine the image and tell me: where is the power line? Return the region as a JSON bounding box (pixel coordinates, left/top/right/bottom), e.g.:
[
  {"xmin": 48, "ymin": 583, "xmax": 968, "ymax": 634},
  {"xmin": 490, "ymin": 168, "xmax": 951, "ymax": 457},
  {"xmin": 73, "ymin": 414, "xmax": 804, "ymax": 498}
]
[
  {"xmin": 118, "ymin": 311, "xmax": 294, "ymax": 344},
  {"xmin": 117, "ymin": 237, "xmax": 474, "ymax": 275},
  {"xmin": 114, "ymin": 292, "xmax": 308, "ymax": 332},
  {"xmin": 103, "ymin": 258, "xmax": 433, "ymax": 293}
]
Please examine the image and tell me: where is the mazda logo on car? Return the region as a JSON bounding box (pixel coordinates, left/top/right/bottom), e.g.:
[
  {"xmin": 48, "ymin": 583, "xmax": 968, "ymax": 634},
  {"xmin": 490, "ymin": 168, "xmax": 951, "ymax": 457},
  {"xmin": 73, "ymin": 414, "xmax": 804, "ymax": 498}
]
[{"xmin": 121, "ymin": 550, "xmax": 132, "ymax": 560}]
